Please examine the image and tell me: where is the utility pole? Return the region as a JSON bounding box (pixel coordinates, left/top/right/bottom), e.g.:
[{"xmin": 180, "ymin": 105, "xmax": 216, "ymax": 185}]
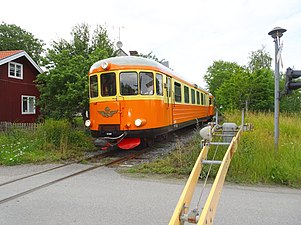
[{"xmin": 268, "ymin": 27, "xmax": 286, "ymax": 154}]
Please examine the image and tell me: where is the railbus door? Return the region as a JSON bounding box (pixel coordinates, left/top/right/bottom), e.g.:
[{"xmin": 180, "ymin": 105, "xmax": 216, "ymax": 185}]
[
  {"xmin": 165, "ymin": 76, "xmax": 173, "ymax": 128},
  {"xmin": 99, "ymin": 72, "xmax": 121, "ymax": 131}
]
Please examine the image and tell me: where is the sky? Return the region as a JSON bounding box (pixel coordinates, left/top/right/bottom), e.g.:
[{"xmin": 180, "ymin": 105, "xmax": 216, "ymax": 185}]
[{"xmin": 1, "ymin": 0, "xmax": 301, "ymax": 89}]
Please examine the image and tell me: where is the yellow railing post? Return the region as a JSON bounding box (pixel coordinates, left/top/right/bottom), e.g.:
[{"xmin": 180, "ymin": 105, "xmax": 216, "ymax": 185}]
[
  {"xmin": 168, "ymin": 145, "xmax": 209, "ymax": 225},
  {"xmin": 169, "ymin": 127, "xmax": 243, "ymax": 225},
  {"xmin": 198, "ymin": 128, "xmax": 242, "ymax": 224}
]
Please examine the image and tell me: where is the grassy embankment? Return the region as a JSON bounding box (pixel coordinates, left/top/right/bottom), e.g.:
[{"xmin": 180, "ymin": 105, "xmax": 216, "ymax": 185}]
[
  {"xmin": 0, "ymin": 119, "xmax": 95, "ymax": 165},
  {"xmin": 127, "ymin": 112, "xmax": 301, "ymax": 188}
]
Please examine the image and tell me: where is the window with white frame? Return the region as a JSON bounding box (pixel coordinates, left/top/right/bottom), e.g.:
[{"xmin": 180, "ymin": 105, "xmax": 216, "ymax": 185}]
[
  {"xmin": 22, "ymin": 96, "xmax": 36, "ymax": 114},
  {"xmin": 8, "ymin": 62, "xmax": 23, "ymax": 79}
]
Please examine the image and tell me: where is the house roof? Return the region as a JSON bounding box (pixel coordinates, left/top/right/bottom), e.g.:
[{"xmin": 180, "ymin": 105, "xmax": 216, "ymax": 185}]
[
  {"xmin": 0, "ymin": 50, "xmax": 43, "ymax": 73},
  {"xmin": 0, "ymin": 50, "xmax": 23, "ymax": 59},
  {"xmin": 115, "ymin": 48, "xmax": 128, "ymax": 56}
]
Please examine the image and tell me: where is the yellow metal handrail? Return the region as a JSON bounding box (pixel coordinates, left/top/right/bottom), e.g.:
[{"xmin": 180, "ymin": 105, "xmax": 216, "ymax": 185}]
[
  {"xmin": 169, "ymin": 127, "xmax": 243, "ymax": 225},
  {"xmin": 168, "ymin": 145, "xmax": 209, "ymax": 225}
]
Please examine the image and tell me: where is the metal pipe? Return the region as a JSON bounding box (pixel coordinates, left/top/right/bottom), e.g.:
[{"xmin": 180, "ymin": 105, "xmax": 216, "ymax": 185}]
[{"xmin": 272, "ymin": 38, "xmax": 279, "ymax": 151}]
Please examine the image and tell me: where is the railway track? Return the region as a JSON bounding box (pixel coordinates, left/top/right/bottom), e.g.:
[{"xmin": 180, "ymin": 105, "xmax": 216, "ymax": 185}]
[
  {"xmin": 0, "ymin": 149, "xmax": 148, "ymax": 205},
  {"xmin": 0, "ymin": 125, "xmax": 200, "ymax": 206},
  {"xmin": 0, "ymin": 151, "xmax": 111, "ymax": 187}
]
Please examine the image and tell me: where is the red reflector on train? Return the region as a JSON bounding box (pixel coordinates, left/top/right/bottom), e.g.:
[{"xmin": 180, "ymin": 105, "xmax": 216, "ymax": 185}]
[{"xmin": 118, "ymin": 138, "xmax": 141, "ymax": 150}]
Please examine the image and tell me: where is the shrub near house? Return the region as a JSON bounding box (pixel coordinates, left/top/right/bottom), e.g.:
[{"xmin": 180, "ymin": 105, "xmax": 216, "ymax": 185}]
[{"xmin": 0, "ymin": 50, "xmax": 43, "ymax": 123}]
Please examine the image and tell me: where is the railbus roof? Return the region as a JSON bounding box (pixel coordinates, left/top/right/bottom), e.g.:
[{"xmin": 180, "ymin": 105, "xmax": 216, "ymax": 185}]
[{"xmin": 89, "ymin": 56, "xmax": 209, "ymax": 94}]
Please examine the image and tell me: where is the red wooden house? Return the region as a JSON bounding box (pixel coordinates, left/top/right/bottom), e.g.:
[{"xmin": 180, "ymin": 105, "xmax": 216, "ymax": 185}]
[{"xmin": 0, "ymin": 50, "xmax": 43, "ymax": 123}]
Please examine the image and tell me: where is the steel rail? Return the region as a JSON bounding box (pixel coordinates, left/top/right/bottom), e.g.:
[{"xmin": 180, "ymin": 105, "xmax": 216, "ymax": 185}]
[
  {"xmin": 0, "ymin": 151, "xmax": 113, "ymax": 187},
  {"xmin": 0, "ymin": 150, "xmax": 145, "ymax": 205}
]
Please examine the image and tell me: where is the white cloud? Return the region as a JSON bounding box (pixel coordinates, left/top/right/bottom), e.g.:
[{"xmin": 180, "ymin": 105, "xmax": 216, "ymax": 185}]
[{"xmin": 1, "ymin": 0, "xmax": 301, "ymax": 88}]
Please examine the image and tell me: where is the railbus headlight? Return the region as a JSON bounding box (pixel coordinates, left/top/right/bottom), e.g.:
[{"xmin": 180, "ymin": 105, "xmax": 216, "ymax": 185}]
[
  {"xmin": 134, "ymin": 118, "xmax": 146, "ymax": 127},
  {"xmin": 101, "ymin": 61, "xmax": 110, "ymax": 70},
  {"xmin": 85, "ymin": 120, "xmax": 91, "ymax": 127}
]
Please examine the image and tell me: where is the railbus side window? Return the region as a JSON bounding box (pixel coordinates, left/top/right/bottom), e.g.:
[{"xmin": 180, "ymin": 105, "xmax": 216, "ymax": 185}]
[
  {"xmin": 184, "ymin": 86, "xmax": 189, "ymax": 103},
  {"xmin": 191, "ymin": 89, "xmax": 195, "ymax": 104},
  {"xmin": 196, "ymin": 91, "xmax": 200, "ymax": 105},
  {"xmin": 156, "ymin": 73, "xmax": 163, "ymax": 96},
  {"xmin": 174, "ymin": 82, "xmax": 181, "ymax": 102},
  {"xmin": 101, "ymin": 72, "xmax": 116, "ymax": 96},
  {"xmin": 140, "ymin": 72, "xmax": 154, "ymax": 95},
  {"xmin": 120, "ymin": 72, "xmax": 138, "ymax": 95},
  {"xmin": 90, "ymin": 75, "xmax": 98, "ymax": 98},
  {"xmin": 201, "ymin": 93, "xmax": 204, "ymax": 105}
]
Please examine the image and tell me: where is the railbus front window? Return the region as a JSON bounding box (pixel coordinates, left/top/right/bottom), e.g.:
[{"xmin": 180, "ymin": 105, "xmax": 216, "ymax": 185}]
[
  {"xmin": 101, "ymin": 72, "xmax": 116, "ymax": 96},
  {"xmin": 140, "ymin": 72, "xmax": 154, "ymax": 95},
  {"xmin": 90, "ymin": 75, "xmax": 98, "ymax": 98},
  {"xmin": 120, "ymin": 72, "xmax": 138, "ymax": 95}
]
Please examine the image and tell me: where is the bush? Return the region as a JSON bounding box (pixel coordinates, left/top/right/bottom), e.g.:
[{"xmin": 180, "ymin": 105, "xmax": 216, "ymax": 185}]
[{"xmin": 0, "ymin": 119, "xmax": 95, "ymax": 165}]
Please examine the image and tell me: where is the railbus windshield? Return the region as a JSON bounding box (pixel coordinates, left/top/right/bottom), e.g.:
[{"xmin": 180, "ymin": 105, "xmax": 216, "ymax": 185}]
[
  {"xmin": 120, "ymin": 71, "xmax": 138, "ymax": 95},
  {"xmin": 90, "ymin": 70, "xmax": 160, "ymax": 98},
  {"xmin": 101, "ymin": 72, "xmax": 116, "ymax": 96},
  {"xmin": 140, "ymin": 72, "xmax": 154, "ymax": 95},
  {"xmin": 89, "ymin": 75, "xmax": 98, "ymax": 98}
]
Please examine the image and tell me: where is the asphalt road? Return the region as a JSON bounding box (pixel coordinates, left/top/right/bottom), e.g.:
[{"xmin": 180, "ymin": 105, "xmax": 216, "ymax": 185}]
[{"xmin": 0, "ymin": 165, "xmax": 300, "ymax": 225}]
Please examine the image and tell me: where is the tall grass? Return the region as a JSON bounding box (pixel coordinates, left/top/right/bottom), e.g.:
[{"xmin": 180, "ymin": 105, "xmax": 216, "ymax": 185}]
[
  {"xmin": 128, "ymin": 112, "xmax": 301, "ymax": 188},
  {"xmin": 0, "ymin": 119, "xmax": 95, "ymax": 165},
  {"xmin": 226, "ymin": 112, "xmax": 301, "ymax": 187}
]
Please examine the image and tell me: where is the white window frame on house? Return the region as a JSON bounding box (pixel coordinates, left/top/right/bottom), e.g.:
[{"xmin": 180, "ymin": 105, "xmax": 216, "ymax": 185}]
[
  {"xmin": 8, "ymin": 62, "xmax": 23, "ymax": 79},
  {"xmin": 21, "ymin": 95, "xmax": 36, "ymax": 115}
]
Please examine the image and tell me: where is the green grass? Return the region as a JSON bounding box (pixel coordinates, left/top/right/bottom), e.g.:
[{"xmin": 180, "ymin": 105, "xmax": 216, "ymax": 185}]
[
  {"xmin": 127, "ymin": 112, "xmax": 301, "ymax": 188},
  {"xmin": 226, "ymin": 112, "xmax": 301, "ymax": 187},
  {"xmin": 0, "ymin": 119, "xmax": 96, "ymax": 165}
]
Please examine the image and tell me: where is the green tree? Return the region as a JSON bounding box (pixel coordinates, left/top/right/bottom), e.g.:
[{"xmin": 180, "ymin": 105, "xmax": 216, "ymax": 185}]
[
  {"xmin": 215, "ymin": 68, "xmax": 274, "ymax": 111},
  {"xmin": 204, "ymin": 48, "xmax": 275, "ymax": 111},
  {"xmin": 214, "ymin": 68, "xmax": 250, "ymax": 110},
  {"xmin": 247, "ymin": 46, "xmax": 272, "ymax": 73},
  {"xmin": 280, "ymin": 91, "xmax": 301, "ymax": 112},
  {"xmin": 36, "ymin": 23, "xmax": 115, "ymax": 122},
  {"xmin": 0, "ymin": 22, "xmax": 45, "ymax": 63},
  {"xmin": 247, "ymin": 69, "xmax": 274, "ymax": 111},
  {"xmin": 204, "ymin": 60, "xmax": 245, "ymax": 97},
  {"xmin": 280, "ymin": 77, "xmax": 301, "ymax": 112},
  {"xmin": 246, "ymin": 47, "xmax": 274, "ymax": 111}
]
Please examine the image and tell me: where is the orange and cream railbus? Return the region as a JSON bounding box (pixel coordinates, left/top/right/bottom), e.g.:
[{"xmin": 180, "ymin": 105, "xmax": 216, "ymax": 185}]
[{"xmin": 85, "ymin": 56, "xmax": 214, "ymax": 149}]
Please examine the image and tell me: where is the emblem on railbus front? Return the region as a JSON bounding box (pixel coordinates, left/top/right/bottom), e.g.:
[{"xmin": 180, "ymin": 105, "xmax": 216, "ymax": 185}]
[{"xmin": 98, "ymin": 107, "xmax": 118, "ymax": 118}]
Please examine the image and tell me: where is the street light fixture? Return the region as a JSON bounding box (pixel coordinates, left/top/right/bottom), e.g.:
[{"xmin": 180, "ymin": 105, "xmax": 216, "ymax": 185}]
[
  {"xmin": 268, "ymin": 27, "xmax": 287, "ymax": 38},
  {"xmin": 268, "ymin": 27, "xmax": 286, "ymax": 153}
]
